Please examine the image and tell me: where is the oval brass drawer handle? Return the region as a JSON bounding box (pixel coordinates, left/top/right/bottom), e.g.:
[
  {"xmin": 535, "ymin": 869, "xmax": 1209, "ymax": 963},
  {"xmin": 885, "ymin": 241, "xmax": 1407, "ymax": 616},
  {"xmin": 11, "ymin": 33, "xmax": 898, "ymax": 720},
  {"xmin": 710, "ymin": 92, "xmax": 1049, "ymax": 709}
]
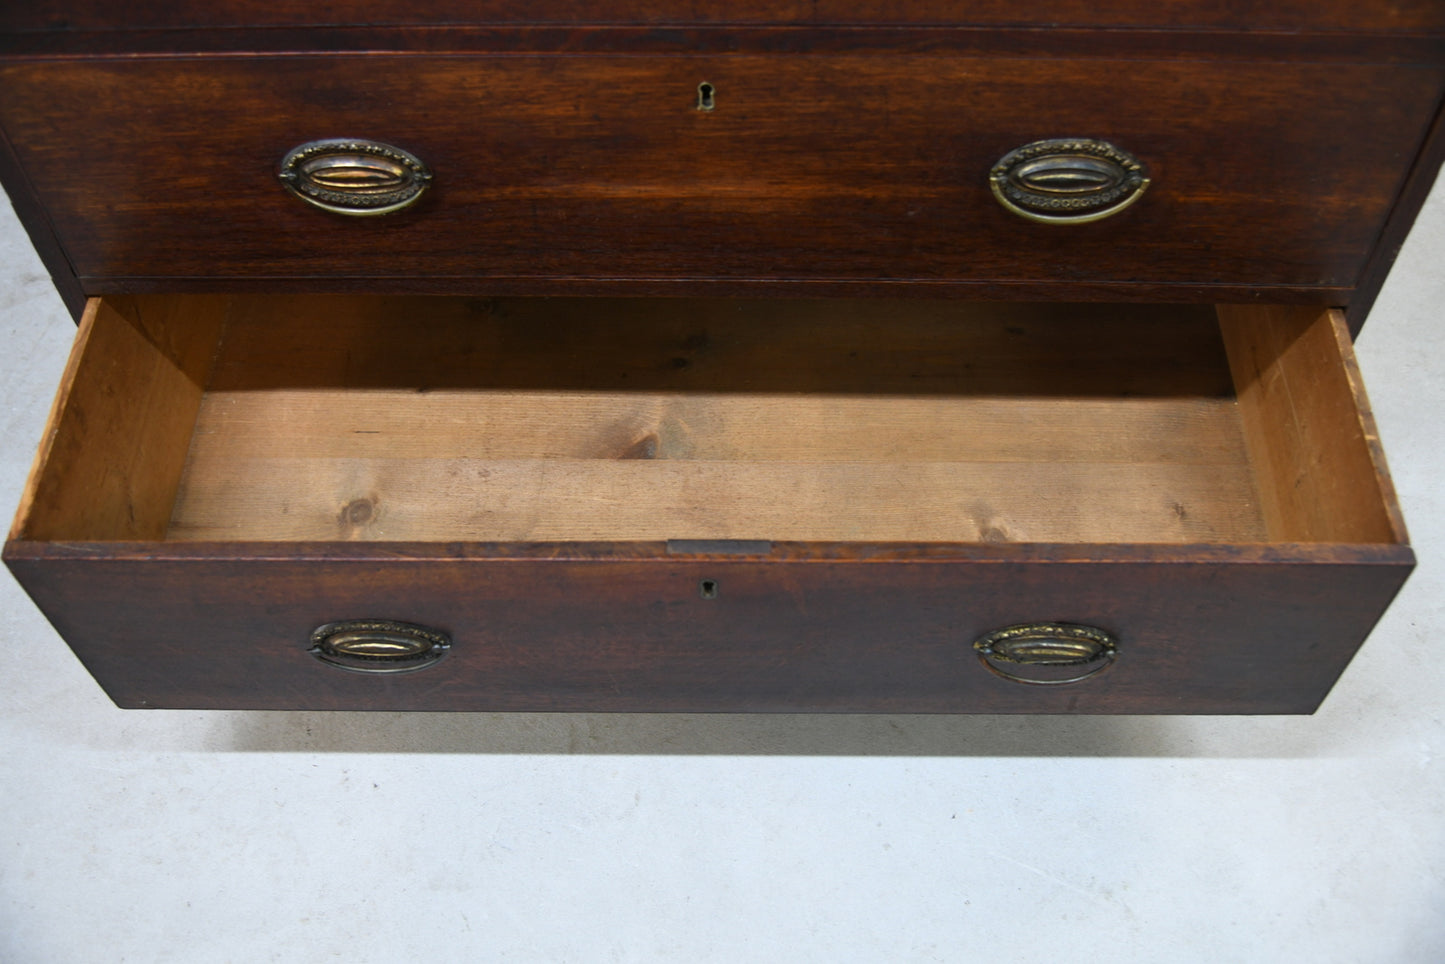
[
  {"xmin": 990, "ymin": 138, "xmax": 1149, "ymax": 224},
  {"xmin": 278, "ymin": 138, "xmax": 432, "ymax": 216},
  {"xmin": 973, "ymin": 622, "xmax": 1118, "ymax": 685},
  {"xmin": 309, "ymin": 619, "xmax": 451, "ymax": 674}
]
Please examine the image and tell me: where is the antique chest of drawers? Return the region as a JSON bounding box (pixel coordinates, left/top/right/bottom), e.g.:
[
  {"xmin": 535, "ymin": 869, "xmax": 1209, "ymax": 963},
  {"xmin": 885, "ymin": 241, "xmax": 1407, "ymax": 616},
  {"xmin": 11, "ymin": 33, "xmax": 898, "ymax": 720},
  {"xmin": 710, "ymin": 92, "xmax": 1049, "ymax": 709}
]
[{"xmin": 1, "ymin": 2, "xmax": 1440, "ymax": 712}]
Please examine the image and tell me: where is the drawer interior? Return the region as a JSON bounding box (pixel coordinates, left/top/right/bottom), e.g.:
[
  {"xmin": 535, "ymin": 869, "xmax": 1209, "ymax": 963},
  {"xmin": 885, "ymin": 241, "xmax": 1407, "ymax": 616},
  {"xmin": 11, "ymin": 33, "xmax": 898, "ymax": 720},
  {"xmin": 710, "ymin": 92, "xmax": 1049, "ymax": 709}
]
[{"xmin": 12, "ymin": 295, "xmax": 1405, "ymax": 547}]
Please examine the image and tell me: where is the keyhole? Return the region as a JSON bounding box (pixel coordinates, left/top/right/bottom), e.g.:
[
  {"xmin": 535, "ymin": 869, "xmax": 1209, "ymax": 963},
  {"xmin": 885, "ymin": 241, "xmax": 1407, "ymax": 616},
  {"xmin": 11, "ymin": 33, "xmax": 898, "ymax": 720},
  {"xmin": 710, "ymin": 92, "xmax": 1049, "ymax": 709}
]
[
  {"xmin": 697, "ymin": 82, "xmax": 716, "ymax": 111},
  {"xmin": 699, "ymin": 579, "xmax": 719, "ymax": 599}
]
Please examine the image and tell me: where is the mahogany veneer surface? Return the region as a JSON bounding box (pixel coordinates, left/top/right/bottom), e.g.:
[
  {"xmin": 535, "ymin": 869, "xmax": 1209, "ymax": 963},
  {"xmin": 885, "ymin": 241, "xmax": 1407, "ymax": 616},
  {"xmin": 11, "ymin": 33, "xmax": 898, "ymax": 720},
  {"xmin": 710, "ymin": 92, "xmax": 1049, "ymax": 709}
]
[
  {"xmin": 0, "ymin": 56, "xmax": 1438, "ymax": 298},
  {"xmin": 5, "ymin": 0, "xmax": 1444, "ymax": 32}
]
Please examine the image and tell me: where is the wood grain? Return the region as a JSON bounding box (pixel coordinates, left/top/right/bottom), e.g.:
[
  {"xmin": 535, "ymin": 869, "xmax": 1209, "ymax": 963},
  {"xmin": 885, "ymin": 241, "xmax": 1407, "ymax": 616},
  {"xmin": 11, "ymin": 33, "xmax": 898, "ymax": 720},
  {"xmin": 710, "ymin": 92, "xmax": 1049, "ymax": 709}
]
[
  {"xmin": 181, "ymin": 390, "xmax": 1249, "ymax": 464},
  {"xmin": 209, "ymin": 296, "xmax": 1235, "ymax": 396},
  {"xmin": 74, "ymin": 275, "xmax": 1361, "ymax": 308},
  {"xmin": 0, "ymin": 4, "xmax": 1431, "ymax": 714},
  {"xmin": 0, "ymin": 55, "xmax": 1438, "ymax": 295},
  {"xmin": 1349, "ymin": 93, "xmax": 1445, "ymax": 331},
  {"xmin": 22, "ymin": 295, "xmax": 1413, "ymax": 551},
  {"xmin": 167, "ymin": 457, "xmax": 1266, "ymax": 544},
  {"xmin": 1217, "ymin": 305, "xmax": 1404, "ymax": 544},
  {"xmin": 0, "ymin": 120, "xmax": 84, "ymax": 319},
  {"xmin": 1, "ymin": 543, "xmax": 1414, "ymax": 712},
  {"xmin": 14, "ymin": 295, "xmax": 228, "ymax": 541},
  {"xmin": 3, "ymin": 27, "xmax": 1444, "ymax": 65},
  {"xmin": 5, "ymin": 0, "xmax": 1443, "ymax": 34},
  {"xmin": 158, "ymin": 295, "xmax": 1259, "ymax": 543}
]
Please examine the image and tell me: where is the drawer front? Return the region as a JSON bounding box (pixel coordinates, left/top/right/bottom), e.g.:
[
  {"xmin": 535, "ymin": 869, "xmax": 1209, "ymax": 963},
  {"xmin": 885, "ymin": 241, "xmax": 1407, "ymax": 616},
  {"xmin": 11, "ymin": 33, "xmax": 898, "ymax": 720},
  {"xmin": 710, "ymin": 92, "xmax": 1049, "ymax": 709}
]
[
  {"xmin": 0, "ymin": 55, "xmax": 1440, "ymax": 295},
  {"xmin": 2, "ymin": 548, "xmax": 1413, "ymax": 713}
]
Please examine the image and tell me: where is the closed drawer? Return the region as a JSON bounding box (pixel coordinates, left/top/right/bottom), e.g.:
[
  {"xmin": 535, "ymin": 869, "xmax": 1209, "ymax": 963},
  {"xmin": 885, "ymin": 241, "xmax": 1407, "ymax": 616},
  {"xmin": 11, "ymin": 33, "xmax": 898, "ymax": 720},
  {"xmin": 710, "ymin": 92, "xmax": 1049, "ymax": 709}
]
[
  {"xmin": 3, "ymin": 295, "xmax": 1412, "ymax": 712},
  {"xmin": 7, "ymin": 1, "xmax": 1445, "ymax": 33},
  {"xmin": 0, "ymin": 54, "xmax": 1440, "ymax": 298}
]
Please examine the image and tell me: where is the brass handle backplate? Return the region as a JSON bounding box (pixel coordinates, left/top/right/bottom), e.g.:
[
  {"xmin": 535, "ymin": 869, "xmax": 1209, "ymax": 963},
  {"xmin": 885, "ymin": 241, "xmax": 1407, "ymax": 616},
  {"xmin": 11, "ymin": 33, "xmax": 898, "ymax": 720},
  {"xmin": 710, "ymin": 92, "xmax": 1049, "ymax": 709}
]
[
  {"xmin": 278, "ymin": 139, "xmax": 432, "ymax": 216},
  {"xmin": 990, "ymin": 139, "xmax": 1149, "ymax": 224},
  {"xmin": 309, "ymin": 619, "xmax": 451, "ymax": 674},
  {"xmin": 973, "ymin": 622, "xmax": 1118, "ymax": 685}
]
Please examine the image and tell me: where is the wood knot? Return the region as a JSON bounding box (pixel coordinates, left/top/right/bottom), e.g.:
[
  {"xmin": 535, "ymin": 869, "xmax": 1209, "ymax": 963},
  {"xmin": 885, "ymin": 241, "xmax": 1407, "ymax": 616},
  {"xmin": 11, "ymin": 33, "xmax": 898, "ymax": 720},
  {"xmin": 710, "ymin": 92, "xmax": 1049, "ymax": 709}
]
[
  {"xmin": 979, "ymin": 524, "xmax": 1011, "ymax": 544},
  {"xmin": 971, "ymin": 502, "xmax": 1015, "ymax": 543},
  {"xmin": 620, "ymin": 434, "xmax": 659, "ymax": 460},
  {"xmin": 340, "ymin": 498, "xmax": 376, "ymax": 526}
]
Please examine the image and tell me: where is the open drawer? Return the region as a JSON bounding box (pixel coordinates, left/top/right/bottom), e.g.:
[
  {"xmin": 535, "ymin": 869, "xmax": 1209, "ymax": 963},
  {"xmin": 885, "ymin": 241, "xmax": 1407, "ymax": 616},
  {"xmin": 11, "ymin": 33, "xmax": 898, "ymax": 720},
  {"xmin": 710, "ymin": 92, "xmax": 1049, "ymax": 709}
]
[{"xmin": 3, "ymin": 295, "xmax": 1413, "ymax": 712}]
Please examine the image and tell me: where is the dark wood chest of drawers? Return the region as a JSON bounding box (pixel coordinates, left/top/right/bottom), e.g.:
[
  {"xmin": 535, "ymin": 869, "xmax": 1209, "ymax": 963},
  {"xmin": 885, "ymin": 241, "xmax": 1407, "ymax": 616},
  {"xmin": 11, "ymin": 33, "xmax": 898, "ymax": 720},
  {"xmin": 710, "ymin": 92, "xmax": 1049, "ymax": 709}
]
[{"xmin": 1, "ymin": 2, "xmax": 1439, "ymax": 712}]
